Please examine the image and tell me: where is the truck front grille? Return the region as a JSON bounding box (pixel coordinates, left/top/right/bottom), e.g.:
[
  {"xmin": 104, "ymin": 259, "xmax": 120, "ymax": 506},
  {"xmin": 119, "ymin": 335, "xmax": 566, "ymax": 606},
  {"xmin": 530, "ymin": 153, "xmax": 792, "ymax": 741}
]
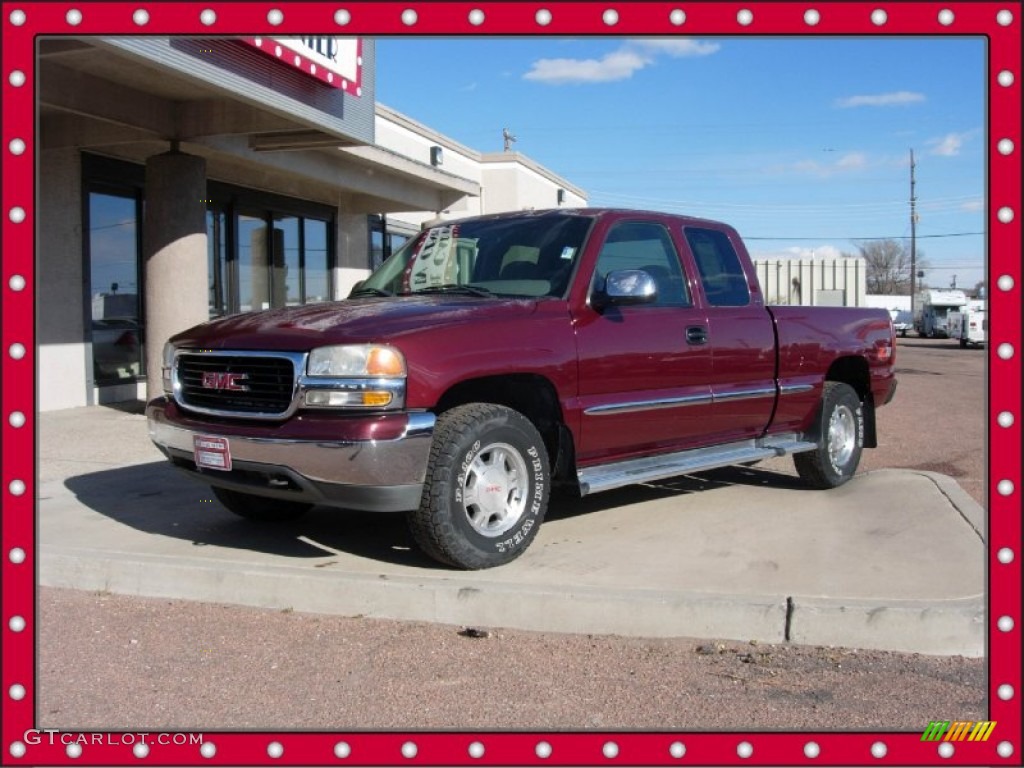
[{"xmin": 177, "ymin": 353, "xmax": 297, "ymax": 416}]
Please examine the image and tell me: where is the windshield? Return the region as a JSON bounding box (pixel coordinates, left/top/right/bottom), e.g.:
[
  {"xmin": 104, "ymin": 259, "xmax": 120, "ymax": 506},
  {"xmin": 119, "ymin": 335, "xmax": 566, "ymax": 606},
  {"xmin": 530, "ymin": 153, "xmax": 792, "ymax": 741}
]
[{"xmin": 355, "ymin": 212, "xmax": 593, "ymax": 299}]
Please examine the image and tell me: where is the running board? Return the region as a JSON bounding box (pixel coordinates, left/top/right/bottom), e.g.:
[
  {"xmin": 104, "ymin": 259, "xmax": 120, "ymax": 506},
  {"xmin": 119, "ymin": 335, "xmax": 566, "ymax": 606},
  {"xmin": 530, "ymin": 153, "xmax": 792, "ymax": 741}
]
[{"xmin": 577, "ymin": 433, "xmax": 818, "ymax": 496}]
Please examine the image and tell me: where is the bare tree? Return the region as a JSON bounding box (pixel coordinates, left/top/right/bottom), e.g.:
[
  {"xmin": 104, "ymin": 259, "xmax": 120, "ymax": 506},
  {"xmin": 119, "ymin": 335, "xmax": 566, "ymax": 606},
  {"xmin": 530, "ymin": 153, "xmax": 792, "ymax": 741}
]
[{"xmin": 847, "ymin": 239, "xmax": 927, "ymax": 295}]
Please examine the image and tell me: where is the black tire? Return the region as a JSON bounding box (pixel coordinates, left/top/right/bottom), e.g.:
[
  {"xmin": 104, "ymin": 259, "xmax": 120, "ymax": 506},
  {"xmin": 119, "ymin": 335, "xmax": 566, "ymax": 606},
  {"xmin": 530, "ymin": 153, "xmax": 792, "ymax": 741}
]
[
  {"xmin": 793, "ymin": 382, "xmax": 864, "ymax": 490},
  {"xmin": 408, "ymin": 403, "xmax": 550, "ymax": 569},
  {"xmin": 211, "ymin": 486, "xmax": 312, "ymax": 522},
  {"xmin": 959, "ymin": 338, "xmax": 968, "ymax": 348}
]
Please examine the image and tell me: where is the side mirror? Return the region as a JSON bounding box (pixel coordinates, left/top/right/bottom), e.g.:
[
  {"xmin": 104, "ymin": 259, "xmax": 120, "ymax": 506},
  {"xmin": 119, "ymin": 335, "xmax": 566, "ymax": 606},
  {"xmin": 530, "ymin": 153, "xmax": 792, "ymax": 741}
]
[{"xmin": 593, "ymin": 269, "xmax": 658, "ymax": 310}]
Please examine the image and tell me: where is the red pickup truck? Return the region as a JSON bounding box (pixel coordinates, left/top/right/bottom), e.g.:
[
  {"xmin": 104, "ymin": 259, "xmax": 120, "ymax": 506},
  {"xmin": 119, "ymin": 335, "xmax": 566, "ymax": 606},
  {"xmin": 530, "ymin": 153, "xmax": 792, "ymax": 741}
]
[{"xmin": 148, "ymin": 209, "xmax": 897, "ymax": 569}]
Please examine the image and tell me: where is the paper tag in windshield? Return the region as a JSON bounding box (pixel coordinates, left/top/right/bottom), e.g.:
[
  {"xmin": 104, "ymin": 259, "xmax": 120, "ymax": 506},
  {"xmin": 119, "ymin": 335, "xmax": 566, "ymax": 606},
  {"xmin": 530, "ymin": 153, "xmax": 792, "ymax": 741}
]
[
  {"xmin": 408, "ymin": 226, "xmax": 459, "ymax": 288},
  {"xmin": 560, "ymin": 246, "xmax": 576, "ymax": 260}
]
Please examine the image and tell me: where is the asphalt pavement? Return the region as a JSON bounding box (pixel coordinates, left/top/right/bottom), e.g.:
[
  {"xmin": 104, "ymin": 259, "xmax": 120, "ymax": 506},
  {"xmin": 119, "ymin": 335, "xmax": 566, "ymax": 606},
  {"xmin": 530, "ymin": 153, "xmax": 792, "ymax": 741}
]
[{"xmin": 37, "ymin": 402, "xmax": 986, "ymax": 657}]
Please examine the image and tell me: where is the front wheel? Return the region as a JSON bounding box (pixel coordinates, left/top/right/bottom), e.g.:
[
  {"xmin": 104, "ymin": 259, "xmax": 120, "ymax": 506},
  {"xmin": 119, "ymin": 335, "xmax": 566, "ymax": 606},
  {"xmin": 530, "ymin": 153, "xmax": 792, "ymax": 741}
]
[
  {"xmin": 211, "ymin": 486, "xmax": 313, "ymax": 522},
  {"xmin": 794, "ymin": 382, "xmax": 864, "ymax": 490},
  {"xmin": 408, "ymin": 403, "xmax": 550, "ymax": 569}
]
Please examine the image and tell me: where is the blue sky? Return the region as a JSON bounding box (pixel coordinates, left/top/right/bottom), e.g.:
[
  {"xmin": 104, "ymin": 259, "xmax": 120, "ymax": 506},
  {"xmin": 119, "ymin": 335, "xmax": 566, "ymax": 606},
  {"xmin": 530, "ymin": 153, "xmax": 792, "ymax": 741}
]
[{"xmin": 375, "ymin": 36, "xmax": 987, "ymax": 291}]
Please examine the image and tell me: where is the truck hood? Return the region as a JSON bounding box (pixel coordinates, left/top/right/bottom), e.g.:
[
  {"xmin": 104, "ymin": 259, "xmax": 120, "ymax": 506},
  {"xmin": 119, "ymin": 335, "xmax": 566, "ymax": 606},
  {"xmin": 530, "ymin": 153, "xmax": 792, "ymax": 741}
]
[{"xmin": 170, "ymin": 295, "xmax": 543, "ymax": 350}]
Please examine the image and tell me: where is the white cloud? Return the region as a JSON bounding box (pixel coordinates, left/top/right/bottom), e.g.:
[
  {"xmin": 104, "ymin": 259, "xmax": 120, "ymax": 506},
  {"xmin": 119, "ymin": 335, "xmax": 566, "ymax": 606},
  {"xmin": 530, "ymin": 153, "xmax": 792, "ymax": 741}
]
[
  {"xmin": 836, "ymin": 152, "xmax": 867, "ymax": 169},
  {"xmin": 961, "ymin": 199, "xmax": 984, "ymax": 212},
  {"xmin": 835, "ymin": 91, "xmax": 926, "ymax": 108},
  {"xmin": 927, "ymin": 132, "xmax": 965, "ymax": 156},
  {"xmin": 524, "ymin": 50, "xmax": 649, "ymax": 84},
  {"xmin": 783, "ymin": 152, "xmax": 870, "ymax": 178},
  {"xmin": 524, "ymin": 38, "xmax": 718, "ymax": 84},
  {"xmin": 630, "ymin": 38, "xmax": 721, "ymax": 57}
]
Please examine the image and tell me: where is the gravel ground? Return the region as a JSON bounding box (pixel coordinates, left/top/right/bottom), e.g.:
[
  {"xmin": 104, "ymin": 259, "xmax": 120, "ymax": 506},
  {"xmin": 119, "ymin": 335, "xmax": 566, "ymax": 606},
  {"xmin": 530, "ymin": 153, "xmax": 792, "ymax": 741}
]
[
  {"xmin": 39, "ymin": 587, "xmax": 985, "ymax": 731},
  {"xmin": 37, "ymin": 336, "xmax": 988, "ymax": 731}
]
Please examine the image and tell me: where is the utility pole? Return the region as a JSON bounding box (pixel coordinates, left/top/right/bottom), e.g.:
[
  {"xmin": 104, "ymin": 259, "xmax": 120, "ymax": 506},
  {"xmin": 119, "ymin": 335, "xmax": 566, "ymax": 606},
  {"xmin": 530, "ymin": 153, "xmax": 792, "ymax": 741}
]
[{"xmin": 910, "ymin": 148, "xmax": 918, "ymax": 314}]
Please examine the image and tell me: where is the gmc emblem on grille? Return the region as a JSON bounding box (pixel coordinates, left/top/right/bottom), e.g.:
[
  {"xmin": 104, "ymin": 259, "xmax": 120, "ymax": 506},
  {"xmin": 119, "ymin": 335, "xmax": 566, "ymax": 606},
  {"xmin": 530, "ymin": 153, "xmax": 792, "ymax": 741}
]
[{"xmin": 201, "ymin": 372, "xmax": 250, "ymax": 391}]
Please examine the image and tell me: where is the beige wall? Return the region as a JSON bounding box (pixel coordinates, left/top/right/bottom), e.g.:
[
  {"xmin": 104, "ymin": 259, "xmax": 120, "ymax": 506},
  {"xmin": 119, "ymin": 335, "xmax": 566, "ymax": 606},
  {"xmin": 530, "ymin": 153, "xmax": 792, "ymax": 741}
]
[{"xmin": 37, "ymin": 148, "xmax": 90, "ymax": 411}]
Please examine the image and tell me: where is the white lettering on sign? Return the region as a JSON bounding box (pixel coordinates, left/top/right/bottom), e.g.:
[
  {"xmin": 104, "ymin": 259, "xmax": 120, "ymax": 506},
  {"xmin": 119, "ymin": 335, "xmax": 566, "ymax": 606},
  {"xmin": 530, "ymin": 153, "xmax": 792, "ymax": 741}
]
[{"xmin": 242, "ymin": 37, "xmax": 362, "ymax": 94}]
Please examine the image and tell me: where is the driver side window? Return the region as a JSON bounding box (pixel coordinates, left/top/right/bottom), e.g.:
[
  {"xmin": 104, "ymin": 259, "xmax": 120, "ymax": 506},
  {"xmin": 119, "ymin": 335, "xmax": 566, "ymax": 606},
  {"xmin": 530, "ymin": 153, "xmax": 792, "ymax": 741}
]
[{"xmin": 593, "ymin": 221, "xmax": 690, "ymax": 307}]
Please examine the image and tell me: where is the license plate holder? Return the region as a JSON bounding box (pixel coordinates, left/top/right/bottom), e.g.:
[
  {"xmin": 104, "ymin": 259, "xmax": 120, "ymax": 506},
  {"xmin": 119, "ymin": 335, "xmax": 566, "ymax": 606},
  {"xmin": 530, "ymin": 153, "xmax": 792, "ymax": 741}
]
[{"xmin": 194, "ymin": 435, "xmax": 232, "ymax": 472}]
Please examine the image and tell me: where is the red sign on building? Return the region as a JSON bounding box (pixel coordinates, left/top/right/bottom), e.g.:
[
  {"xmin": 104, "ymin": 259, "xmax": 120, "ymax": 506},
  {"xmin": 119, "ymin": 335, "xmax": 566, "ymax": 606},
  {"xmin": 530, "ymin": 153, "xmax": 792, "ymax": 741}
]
[{"xmin": 241, "ymin": 37, "xmax": 363, "ymax": 94}]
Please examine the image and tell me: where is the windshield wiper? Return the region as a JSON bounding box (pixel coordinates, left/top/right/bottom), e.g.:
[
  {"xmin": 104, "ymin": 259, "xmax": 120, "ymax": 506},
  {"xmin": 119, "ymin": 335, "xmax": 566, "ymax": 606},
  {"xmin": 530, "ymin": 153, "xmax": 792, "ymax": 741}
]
[
  {"xmin": 349, "ymin": 286, "xmax": 394, "ymax": 298},
  {"xmin": 414, "ymin": 284, "xmax": 495, "ymax": 298}
]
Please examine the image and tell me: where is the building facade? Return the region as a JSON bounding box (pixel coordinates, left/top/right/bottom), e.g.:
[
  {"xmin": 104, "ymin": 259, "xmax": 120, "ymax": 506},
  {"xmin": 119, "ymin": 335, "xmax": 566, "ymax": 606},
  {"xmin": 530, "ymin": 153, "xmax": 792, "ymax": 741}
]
[
  {"xmin": 752, "ymin": 256, "xmax": 868, "ymax": 308},
  {"xmin": 37, "ymin": 36, "xmax": 585, "ymax": 412}
]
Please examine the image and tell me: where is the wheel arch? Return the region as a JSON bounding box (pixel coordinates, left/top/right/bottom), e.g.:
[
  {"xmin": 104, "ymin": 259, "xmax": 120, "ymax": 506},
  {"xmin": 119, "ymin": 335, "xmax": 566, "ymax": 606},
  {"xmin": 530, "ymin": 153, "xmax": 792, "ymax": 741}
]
[{"xmin": 434, "ymin": 374, "xmax": 575, "ymax": 480}]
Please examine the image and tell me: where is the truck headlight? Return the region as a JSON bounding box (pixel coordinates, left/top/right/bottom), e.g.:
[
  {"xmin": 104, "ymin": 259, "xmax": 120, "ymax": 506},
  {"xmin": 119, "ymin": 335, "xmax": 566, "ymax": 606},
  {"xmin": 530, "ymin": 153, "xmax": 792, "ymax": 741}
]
[
  {"xmin": 307, "ymin": 344, "xmax": 406, "ymax": 377},
  {"xmin": 303, "ymin": 344, "xmax": 406, "ymax": 409},
  {"xmin": 161, "ymin": 342, "xmax": 176, "ymax": 394}
]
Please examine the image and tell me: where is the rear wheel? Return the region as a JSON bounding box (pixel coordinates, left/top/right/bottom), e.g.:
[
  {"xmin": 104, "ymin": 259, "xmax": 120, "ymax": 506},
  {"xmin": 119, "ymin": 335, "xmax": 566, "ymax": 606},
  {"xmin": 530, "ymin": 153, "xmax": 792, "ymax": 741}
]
[
  {"xmin": 408, "ymin": 403, "xmax": 550, "ymax": 569},
  {"xmin": 794, "ymin": 382, "xmax": 864, "ymax": 489},
  {"xmin": 211, "ymin": 486, "xmax": 313, "ymax": 522}
]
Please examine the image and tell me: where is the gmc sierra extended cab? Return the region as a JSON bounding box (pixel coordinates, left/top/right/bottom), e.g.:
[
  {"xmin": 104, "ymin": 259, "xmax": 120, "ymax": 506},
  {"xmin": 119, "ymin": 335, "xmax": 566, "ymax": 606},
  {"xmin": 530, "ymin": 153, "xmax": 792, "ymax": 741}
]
[{"xmin": 148, "ymin": 209, "xmax": 897, "ymax": 569}]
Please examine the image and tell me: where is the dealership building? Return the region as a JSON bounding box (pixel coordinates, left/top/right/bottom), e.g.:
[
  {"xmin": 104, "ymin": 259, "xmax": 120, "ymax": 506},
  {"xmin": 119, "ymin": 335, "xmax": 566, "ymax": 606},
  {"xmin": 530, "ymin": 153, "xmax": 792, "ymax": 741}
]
[{"xmin": 37, "ymin": 36, "xmax": 586, "ymax": 412}]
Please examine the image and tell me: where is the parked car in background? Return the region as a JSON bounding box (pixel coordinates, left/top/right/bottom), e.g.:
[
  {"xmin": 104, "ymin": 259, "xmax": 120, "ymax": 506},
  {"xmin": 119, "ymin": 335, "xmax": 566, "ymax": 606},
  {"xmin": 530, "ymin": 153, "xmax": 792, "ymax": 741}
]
[{"xmin": 892, "ymin": 310, "xmax": 914, "ymax": 337}]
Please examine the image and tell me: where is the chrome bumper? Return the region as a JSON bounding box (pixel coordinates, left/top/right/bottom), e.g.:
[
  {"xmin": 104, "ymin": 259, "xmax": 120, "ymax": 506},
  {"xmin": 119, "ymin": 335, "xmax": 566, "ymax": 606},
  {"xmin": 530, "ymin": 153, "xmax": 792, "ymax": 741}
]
[{"xmin": 147, "ymin": 402, "xmax": 435, "ymax": 513}]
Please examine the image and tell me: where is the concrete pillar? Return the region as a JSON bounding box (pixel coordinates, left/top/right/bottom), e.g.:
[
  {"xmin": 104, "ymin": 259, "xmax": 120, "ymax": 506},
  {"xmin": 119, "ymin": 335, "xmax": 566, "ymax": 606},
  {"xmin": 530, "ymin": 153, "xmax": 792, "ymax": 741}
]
[
  {"xmin": 143, "ymin": 150, "xmax": 208, "ymax": 401},
  {"xmin": 37, "ymin": 148, "xmax": 89, "ymax": 411}
]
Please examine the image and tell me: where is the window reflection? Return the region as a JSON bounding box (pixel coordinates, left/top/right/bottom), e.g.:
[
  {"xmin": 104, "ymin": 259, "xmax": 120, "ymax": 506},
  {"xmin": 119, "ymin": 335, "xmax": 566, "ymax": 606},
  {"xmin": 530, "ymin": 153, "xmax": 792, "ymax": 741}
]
[
  {"xmin": 238, "ymin": 213, "xmax": 266, "ymax": 312},
  {"xmin": 207, "ymin": 209, "xmax": 227, "ymax": 317},
  {"xmin": 89, "ymin": 191, "xmax": 143, "ymax": 383},
  {"xmin": 273, "ymin": 214, "xmax": 301, "ymax": 307},
  {"xmin": 304, "ymin": 218, "xmax": 329, "ymax": 303},
  {"xmin": 223, "ymin": 211, "xmax": 331, "ymax": 315}
]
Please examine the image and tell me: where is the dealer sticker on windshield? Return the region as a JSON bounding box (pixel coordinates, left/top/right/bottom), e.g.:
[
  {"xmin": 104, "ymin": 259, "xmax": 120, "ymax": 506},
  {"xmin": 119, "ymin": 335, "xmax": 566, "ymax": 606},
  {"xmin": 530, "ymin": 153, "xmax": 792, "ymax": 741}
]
[{"xmin": 194, "ymin": 435, "xmax": 232, "ymax": 472}]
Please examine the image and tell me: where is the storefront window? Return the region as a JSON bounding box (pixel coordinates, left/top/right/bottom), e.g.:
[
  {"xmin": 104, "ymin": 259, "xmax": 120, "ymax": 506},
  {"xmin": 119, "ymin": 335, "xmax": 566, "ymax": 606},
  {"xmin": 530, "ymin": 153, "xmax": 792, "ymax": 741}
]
[
  {"xmin": 273, "ymin": 214, "xmax": 302, "ymax": 307},
  {"xmin": 234, "ymin": 209, "xmax": 331, "ymax": 314},
  {"xmin": 88, "ymin": 191, "xmax": 143, "ymax": 384},
  {"xmin": 207, "ymin": 209, "xmax": 228, "ymax": 317},
  {"xmin": 304, "ymin": 219, "xmax": 329, "ymax": 303},
  {"xmin": 238, "ymin": 212, "xmax": 266, "ymax": 313},
  {"xmin": 369, "ymin": 215, "xmax": 413, "ymax": 271}
]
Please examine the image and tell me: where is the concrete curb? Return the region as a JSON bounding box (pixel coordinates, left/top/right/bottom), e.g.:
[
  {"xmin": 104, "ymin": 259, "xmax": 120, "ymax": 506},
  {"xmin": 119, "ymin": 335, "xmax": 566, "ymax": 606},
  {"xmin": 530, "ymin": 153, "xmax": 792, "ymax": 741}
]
[
  {"xmin": 41, "ymin": 547, "xmax": 790, "ymax": 644},
  {"xmin": 788, "ymin": 595, "xmax": 985, "ymax": 657},
  {"xmin": 41, "ymin": 541, "xmax": 985, "ymax": 657}
]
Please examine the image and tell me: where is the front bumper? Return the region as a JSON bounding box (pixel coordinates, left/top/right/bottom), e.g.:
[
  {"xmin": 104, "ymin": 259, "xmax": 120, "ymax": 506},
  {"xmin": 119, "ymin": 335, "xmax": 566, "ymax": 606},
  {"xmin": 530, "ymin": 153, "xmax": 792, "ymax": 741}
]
[{"xmin": 146, "ymin": 398, "xmax": 435, "ymax": 512}]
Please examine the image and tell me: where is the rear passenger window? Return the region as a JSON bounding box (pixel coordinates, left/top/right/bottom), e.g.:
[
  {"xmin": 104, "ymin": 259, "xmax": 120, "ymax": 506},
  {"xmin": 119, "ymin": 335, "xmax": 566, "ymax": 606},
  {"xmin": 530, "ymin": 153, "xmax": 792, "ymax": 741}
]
[
  {"xmin": 685, "ymin": 227, "xmax": 751, "ymax": 307},
  {"xmin": 593, "ymin": 221, "xmax": 690, "ymax": 307}
]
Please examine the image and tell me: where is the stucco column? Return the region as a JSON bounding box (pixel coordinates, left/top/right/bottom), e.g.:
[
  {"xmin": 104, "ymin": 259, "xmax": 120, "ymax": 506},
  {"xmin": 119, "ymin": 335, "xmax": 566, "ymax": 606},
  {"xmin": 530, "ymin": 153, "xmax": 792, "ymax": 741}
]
[{"xmin": 144, "ymin": 150, "xmax": 208, "ymax": 401}]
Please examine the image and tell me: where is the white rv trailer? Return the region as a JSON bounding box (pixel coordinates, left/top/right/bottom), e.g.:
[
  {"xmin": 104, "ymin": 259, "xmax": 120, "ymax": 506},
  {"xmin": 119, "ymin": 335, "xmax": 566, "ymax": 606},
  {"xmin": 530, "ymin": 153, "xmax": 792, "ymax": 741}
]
[
  {"xmin": 948, "ymin": 300, "xmax": 987, "ymax": 348},
  {"xmin": 914, "ymin": 289, "xmax": 968, "ymax": 338}
]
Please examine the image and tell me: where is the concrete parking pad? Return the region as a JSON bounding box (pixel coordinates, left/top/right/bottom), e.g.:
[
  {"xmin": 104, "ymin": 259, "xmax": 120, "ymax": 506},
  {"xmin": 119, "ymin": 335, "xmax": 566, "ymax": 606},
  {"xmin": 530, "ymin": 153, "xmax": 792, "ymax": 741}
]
[{"xmin": 38, "ymin": 405, "xmax": 985, "ymax": 657}]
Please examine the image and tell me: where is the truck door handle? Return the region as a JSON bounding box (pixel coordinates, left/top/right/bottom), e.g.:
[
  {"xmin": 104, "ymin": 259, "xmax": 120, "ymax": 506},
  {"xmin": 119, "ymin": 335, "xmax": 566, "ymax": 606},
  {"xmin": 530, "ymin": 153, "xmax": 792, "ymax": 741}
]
[{"xmin": 686, "ymin": 326, "xmax": 708, "ymax": 345}]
